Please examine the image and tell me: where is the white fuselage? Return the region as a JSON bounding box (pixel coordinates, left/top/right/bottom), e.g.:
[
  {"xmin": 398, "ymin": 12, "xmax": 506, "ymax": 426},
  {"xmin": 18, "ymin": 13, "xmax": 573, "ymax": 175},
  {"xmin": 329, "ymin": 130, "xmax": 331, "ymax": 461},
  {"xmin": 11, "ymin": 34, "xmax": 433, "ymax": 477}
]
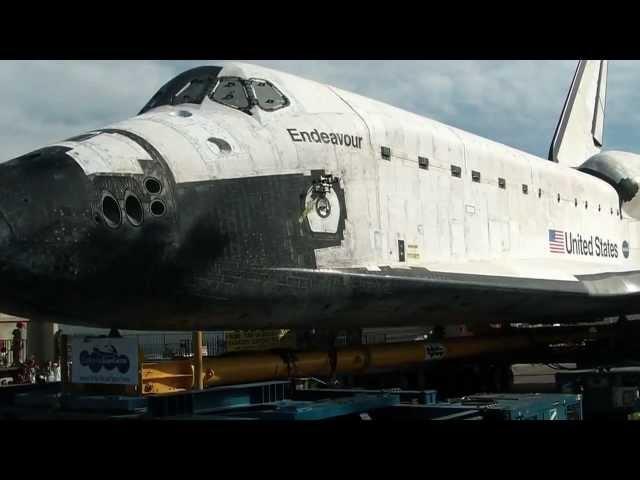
[{"xmin": 54, "ymin": 62, "xmax": 639, "ymax": 283}]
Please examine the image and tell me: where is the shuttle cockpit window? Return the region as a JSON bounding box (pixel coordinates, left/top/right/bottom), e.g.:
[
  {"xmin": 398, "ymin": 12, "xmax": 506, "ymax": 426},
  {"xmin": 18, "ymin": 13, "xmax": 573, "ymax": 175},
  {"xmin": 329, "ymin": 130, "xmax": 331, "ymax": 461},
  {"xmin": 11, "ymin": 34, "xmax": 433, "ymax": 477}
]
[
  {"xmin": 173, "ymin": 79, "xmax": 211, "ymax": 106},
  {"xmin": 247, "ymin": 79, "xmax": 289, "ymax": 111},
  {"xmin": 139, "ymin": 66, "xmax": 222, "ymax": 115},
  {"xmin": 211, "ymin": 77, "xmax": 251, "ymax": 110},
  {"xmin": 209, "ymin": 77, "xmax": 289, "ymax": 114}
]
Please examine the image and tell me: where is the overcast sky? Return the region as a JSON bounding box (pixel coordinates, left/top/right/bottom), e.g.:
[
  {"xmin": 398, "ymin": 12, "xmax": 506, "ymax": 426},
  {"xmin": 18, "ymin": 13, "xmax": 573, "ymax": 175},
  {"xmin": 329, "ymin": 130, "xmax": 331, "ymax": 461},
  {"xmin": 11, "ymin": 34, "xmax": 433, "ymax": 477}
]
[{"xmin": 1, "ymin": 60, "xmax": 639, "ymax": 161}]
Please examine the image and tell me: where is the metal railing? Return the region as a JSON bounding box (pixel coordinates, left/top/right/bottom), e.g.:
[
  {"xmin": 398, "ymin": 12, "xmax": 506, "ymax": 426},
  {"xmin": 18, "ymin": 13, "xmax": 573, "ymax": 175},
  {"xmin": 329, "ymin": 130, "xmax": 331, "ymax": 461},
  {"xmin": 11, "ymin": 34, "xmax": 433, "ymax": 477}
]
[
  {"xmin": 0, "ymin": 339, "xmax": 27, "ymax": 367},
  {"xmin": 126, "ymin": 332, "xmax": 227, "ymax": 361}
]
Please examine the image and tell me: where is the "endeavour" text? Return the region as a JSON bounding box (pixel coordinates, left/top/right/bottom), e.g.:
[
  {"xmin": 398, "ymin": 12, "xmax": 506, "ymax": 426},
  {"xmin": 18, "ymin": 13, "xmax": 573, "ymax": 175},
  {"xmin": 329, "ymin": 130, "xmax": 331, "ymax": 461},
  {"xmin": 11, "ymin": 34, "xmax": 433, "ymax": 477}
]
[{"xmin": 287, "ymin": 128, "xmax": 363, "ymax": 149}]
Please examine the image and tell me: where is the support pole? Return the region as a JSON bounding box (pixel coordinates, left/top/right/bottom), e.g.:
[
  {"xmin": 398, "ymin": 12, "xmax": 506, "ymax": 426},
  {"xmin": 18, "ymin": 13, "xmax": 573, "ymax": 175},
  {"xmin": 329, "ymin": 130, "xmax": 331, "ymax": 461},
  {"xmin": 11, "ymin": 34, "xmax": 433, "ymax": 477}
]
[
  {"xmin": 61, "ymin": 334, "xmax": 69, "ymax": 392},
  {"xmin": 192, "ymin": 331, "xmax": 204, "ymax": 390},
  {"xmin": 27, "ymin": 320, "xmax": 57, "ymax": 364}
]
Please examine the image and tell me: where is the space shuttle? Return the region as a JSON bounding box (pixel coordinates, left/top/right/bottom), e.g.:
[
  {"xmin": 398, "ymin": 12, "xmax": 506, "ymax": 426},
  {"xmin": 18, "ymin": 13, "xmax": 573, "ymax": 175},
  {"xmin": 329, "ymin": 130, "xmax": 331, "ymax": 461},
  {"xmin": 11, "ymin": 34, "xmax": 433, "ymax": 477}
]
[{"xmin": 0, "ymin": 60, "xmax": 639, "ymax": 332}]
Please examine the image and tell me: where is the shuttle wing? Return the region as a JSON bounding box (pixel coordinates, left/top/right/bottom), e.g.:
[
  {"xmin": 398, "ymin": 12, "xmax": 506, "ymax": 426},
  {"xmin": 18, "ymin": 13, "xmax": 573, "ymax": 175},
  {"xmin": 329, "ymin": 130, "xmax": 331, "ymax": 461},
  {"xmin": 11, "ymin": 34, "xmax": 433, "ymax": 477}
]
[{"xmin": 271, "ymin": 257, "xmax": 640, "ymax": 326}]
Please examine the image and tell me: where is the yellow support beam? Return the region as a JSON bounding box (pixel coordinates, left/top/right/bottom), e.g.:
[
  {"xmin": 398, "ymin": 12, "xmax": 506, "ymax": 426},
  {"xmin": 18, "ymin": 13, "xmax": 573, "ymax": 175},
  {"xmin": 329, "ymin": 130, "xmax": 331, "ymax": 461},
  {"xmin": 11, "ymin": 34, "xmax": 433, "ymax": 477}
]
[
  {"xmin": 139, "ymin": 328, "xmax": 609, "ymax": 395},
  {"xmin": 141, "ymin": 359, "xmax": 193, "ymax": 395}
]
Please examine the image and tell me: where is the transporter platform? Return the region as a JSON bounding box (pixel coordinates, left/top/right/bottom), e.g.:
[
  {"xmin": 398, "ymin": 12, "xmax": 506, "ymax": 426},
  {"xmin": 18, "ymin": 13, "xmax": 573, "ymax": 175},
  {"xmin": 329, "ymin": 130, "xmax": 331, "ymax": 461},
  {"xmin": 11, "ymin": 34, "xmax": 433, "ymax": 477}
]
[
  {"xmin": 4, "ymin": 319, "xmax": 640, "ymax": 421},
  {"xmin": 0, "ymin": 379, "xmax": 583, "ymax": 421}
]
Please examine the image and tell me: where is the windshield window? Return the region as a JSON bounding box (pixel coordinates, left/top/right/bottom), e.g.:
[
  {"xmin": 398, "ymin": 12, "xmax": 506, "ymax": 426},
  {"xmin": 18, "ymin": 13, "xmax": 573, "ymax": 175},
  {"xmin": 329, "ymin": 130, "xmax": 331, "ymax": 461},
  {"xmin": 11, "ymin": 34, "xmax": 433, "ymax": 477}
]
[
  {"xmin": 172, "ymin": 79, "xmax": 211, "ymax": 105},
  {"xmin": 210, "ymin": 77, "xmax": 250, "ymax": 110},
  {"xmin": 139, "ymin": 66, "xmax": 222, "ymax": 114},
  {"xmin": 248, "ymin": 79, "xmax": 289, "ymax": 111}
]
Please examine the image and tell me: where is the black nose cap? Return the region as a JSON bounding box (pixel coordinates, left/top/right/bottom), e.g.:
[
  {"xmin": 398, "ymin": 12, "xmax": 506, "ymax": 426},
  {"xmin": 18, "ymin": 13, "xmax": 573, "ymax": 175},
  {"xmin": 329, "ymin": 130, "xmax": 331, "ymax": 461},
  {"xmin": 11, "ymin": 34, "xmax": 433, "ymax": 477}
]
[{"xmin": 0, "ymin": 146, "xmax": 92, "ymax": 240}]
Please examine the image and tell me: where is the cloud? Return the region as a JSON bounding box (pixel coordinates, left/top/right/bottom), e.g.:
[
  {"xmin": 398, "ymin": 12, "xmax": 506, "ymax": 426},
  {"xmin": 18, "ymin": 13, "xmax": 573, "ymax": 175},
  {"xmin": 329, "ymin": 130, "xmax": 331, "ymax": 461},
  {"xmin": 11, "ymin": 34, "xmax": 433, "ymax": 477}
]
[
  {"xmin": 0, "ymin": 60, "xmax": 637, "ymax": 160},
  {"xmin": 0, "ymin": 61, "xmax": 184, "ymax": 158}
]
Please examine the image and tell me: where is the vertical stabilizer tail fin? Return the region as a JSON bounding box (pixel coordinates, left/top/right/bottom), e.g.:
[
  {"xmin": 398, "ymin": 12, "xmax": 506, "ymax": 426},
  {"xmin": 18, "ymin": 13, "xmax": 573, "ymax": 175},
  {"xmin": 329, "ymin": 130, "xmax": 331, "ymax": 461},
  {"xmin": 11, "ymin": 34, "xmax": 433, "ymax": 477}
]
[{"xmin": 548, "ymin": 60, "xmax": 608, "ymax": 167}]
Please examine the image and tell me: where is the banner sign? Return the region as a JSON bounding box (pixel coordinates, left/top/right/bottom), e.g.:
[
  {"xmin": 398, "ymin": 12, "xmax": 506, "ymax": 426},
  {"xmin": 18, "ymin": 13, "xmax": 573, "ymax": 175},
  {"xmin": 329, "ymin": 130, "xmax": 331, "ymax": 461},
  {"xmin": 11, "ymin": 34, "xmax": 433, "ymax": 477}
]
[
  {"xmin": 224, "ymin": 329, "xmax": 294, "ymax": 352},
  {"xmin": 71, "ymin": 337, "xmax": 139, "ymax": 385}
]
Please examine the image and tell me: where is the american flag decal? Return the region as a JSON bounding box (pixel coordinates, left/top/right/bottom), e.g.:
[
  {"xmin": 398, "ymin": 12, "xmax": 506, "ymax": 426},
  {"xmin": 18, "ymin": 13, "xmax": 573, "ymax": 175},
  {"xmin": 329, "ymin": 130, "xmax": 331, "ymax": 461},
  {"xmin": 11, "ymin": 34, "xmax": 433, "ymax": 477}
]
[{"xmin": 549, "ymin": 229, "xmax": 565, "ymax": 253}]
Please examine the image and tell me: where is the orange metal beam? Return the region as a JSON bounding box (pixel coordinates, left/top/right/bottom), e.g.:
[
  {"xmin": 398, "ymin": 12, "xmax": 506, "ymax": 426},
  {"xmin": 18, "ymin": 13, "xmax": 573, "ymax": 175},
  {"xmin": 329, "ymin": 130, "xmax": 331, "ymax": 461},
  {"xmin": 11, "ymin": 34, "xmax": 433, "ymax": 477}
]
[{"xmin": 141, "ymin": 328, "xmax": 604, "ymax": 395}]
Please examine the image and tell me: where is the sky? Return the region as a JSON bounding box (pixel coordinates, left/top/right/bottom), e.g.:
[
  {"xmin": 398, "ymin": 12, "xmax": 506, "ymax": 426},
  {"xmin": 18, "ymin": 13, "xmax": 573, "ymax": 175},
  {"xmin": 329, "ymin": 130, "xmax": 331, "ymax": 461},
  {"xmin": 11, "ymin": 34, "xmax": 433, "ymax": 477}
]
[{"xmin": 1, "ymin": 60, "xmax": 640, "ymax": 162}]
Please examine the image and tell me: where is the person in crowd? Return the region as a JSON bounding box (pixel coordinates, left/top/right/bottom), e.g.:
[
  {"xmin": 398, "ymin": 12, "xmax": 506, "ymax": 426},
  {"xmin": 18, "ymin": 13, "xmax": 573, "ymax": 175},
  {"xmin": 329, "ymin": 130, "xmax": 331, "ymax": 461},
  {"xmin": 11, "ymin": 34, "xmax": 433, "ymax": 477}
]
[
  {"xmin": 16, "ymin": 361, "xmax": 31, "ymax": 384},
  {"xmin": 15, "ymin": 364, "xmax": 28, "ymax": 384},
  {"xmin": 11, "ymin": 322, "xmax": 24, "ymax": 366},
  {"xmin": 27, "ymin": 357, "xmax": 37, "ymax": 384},
  {"xmin": 44, "ymin": 361, "xmax": 55, "ymax": 383},
  {"xmin": 52, "ymin": 362, "xmax": 61, "ymax": 382},
  {"xmin": 35, "ymin": 362, "xmax": 47, "ymax": 384}
]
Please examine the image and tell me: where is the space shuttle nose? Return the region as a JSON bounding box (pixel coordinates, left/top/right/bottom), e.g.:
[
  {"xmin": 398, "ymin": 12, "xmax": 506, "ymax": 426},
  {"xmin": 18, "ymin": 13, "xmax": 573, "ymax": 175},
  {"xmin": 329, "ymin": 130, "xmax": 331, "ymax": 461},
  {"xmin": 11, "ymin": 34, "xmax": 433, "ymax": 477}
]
[
  {"xmin": 0, "ymin": 145, "xmax": 95, "ymax": 271},
  {"xmin": 0, "ymin": 140, "xmax": 182, "ymax": 320}
]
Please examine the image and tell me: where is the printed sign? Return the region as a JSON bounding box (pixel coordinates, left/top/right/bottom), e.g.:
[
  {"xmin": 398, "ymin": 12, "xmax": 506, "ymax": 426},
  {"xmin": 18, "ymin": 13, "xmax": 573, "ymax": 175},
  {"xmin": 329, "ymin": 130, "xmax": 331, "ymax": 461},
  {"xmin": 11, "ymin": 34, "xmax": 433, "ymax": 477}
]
[
  {"xmin": 225, "ymin": 329, "xmax": 295, "ymax": 352},
  {"xmin": 406, "ymin": 244, "xmax": 420, "ymax": 261},
  {"xmin": 71, "ymin": 337, "xmax": 139, "ymax": 385}
]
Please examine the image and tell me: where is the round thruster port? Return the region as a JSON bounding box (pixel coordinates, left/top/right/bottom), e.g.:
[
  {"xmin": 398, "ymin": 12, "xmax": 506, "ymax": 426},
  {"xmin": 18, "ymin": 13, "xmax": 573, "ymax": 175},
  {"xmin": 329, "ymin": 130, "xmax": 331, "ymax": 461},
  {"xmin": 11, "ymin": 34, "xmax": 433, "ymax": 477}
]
[
  {"xmin": 144, "ymin": 177, "xmax": 163, "ymax": 195},
  {"xmin": 150, "ymin": 199, "xmax": 166, "ymax": 217},
  {"xmin": 101, "ymin": 192, "xmax": 122, "ymax": 228},
  {"xmin": 124, "ymin": 192, "xmax": 144, "ymax": 227}
]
